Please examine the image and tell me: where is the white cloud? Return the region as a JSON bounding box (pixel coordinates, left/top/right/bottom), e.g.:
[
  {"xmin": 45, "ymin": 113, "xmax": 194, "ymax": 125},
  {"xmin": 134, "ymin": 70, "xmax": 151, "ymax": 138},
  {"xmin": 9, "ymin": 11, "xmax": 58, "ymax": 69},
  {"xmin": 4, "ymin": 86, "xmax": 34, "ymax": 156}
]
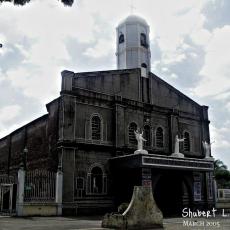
[
  {"xmin": 83, "ymin": 38, "xmax": 114, "ymax": 58},
  {"xmin": 5, "ymin": 65, "xmax": 61, "ymax": 103},
  {"xmin": 194, "ymin": 26, "xmax": 230, "ymax": 97},
  {"xmin": 210, "ymin": 122, "xmax": 230, "ymax": 165},
  {"xmin": 0, "ymin": 105, "xmax": 21, "ymax": 122},
  {"xmin": 214, "ymin": 91, "xmax": 230, "ymax": 100},
  {"xmin": 170, "ymin": 73, "xmax": 178, "ymax": 79}
]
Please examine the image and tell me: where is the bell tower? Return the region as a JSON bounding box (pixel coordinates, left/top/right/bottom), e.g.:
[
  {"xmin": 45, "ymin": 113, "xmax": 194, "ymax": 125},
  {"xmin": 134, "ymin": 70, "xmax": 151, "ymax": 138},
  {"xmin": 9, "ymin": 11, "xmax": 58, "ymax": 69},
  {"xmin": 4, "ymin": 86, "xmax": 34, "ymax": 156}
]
[{"xmin": 116, "ymin": 15, "xmax": 151, "ymax": 76}]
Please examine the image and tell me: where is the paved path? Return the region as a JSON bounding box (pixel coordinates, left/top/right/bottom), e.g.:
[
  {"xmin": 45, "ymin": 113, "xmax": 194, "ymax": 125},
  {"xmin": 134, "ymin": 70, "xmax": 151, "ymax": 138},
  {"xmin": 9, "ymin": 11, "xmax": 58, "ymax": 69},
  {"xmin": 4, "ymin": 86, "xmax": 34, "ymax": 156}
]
[{"xmin": 1, "ymin": 216, "xmax": 230, "ymax": 230}]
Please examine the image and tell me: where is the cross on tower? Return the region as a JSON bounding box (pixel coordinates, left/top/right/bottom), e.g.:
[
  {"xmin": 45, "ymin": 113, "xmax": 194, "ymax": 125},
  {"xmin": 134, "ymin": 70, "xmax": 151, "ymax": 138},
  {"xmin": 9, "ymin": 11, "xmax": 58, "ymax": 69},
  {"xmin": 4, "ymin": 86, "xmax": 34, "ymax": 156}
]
[{"xmin": 130, "ymin": 0, "xmax": 136, "ymax": 14}]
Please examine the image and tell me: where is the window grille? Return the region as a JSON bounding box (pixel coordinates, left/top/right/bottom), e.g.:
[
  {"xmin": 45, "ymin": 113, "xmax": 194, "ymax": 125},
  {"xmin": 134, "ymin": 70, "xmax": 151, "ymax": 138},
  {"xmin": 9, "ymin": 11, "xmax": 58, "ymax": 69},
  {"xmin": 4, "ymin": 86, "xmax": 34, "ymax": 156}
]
[
  {"xmin": 183, "ymin": 132, "xmax": 190, "ymax": 151},
  {"xmin": 144, "ymin": 125, "xmax": 151, "ymax": 146},
  {"xmin": 91, "ymin": 116, "xmax": 101, "ymax": 140},
  {"xmin": 129, "ymin": 122, "xmax": 137, "ymax": 145},
  {"xmin": 156, "ymin": 127, "xmax": 164, "ymax": 148}
]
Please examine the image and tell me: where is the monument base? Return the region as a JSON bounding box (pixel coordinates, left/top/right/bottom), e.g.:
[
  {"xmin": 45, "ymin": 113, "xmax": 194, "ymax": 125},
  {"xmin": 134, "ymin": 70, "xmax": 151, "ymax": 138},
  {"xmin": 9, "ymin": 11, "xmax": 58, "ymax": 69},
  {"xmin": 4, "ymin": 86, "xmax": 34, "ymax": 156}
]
[
  {"xmin": 102, "ymin": 186, "xmax": 163, "ymax": 229},
  {"xmin": 171, "ymin": 152, "xmax": 184, "ymax": 158},
  {"xmin": 134, "ymin": 149, "xmax": 148, "ymax": 154},
  {"xmin": 205, "ymin": 157, "xmax": 214, "ymax": 161}
]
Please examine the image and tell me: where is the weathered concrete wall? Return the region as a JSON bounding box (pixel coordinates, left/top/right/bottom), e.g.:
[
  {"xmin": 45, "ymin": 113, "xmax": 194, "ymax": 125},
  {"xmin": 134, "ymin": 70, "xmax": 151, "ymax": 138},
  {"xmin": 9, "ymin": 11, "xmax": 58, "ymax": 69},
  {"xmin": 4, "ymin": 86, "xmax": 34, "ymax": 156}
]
[
  {"xmin": 150, "ymin": 72, "xmax": 200, "ymax": 115},
  {"xmin": 20, "ymin": 203, "xmax": 58, "ymax": 216},
  {"xmin": 64, "ymin": 69, "xmax": 203, "ymax": 118},
  {"xmin": 73, "ymin": 69, "xmax": 141, "ymax": 102},
  {"xmin": 0, "ymin": 99, "xmax": 59, "ymax": 174},
  {"xmin": 0, "ymin": 137, "xmax": 9, "ymax": 174}
]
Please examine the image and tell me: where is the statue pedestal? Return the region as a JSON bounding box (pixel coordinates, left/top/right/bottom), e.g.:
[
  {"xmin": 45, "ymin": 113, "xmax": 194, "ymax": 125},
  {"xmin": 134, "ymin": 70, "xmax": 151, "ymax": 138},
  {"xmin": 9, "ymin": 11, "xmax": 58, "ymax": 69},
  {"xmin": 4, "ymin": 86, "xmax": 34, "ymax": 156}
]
[
  {"xmin": 205, "ymin": 156, "xmax": 214, "ymax": 161},
  {"xmin": 171, "ymin": 152, "xmax": 184, "ymax": 158},
  {"xmin": 102, "ymin": 186, "xmax": 163, "ymax": 229},
  {"xmin": 134, "ymin": 149, "xmax": 148, "ymax": 154}
]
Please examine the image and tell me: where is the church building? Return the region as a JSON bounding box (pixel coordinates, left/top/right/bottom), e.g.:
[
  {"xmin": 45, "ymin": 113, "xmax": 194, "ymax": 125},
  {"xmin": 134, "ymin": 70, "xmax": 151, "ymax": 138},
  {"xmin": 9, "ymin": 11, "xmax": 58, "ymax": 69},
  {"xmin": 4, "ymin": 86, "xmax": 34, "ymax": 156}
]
[{"xmin": 0, "ymin": 15, "xmax": 215, "ymax": 216}]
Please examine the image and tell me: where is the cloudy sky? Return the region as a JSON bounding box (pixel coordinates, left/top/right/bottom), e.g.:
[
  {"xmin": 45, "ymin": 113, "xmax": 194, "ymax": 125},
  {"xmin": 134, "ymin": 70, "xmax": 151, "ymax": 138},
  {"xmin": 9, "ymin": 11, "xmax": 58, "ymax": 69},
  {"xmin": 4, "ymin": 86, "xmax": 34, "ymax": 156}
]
[{"xmin": 0, "ymin": 0, "xmax": 230, "ymax": 167}]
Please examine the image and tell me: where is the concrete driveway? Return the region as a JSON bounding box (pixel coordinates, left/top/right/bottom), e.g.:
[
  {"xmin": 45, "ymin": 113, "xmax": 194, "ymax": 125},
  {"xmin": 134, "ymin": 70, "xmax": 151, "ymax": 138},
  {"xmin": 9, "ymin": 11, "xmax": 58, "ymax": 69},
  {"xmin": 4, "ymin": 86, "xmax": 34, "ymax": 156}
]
[{"xmin": 1, "ymin": 216, "xmax": 230, "ymax": 230}]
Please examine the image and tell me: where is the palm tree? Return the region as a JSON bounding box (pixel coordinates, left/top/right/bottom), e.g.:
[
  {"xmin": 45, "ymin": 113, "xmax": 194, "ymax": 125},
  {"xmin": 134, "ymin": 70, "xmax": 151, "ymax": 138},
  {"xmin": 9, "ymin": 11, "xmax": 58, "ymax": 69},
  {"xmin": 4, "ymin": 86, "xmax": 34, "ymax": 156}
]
[{"xmin": 0, "ymin": 0, "xmax": 74, "ymax": 6}]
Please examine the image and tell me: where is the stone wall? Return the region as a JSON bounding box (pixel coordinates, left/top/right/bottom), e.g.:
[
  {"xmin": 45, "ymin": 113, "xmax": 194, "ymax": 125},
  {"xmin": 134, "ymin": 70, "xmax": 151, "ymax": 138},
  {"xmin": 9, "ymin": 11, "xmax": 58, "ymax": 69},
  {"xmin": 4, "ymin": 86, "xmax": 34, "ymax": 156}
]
[{"xmin": 0, "ymin": 99, "xmax": 59, "ymax": 174}]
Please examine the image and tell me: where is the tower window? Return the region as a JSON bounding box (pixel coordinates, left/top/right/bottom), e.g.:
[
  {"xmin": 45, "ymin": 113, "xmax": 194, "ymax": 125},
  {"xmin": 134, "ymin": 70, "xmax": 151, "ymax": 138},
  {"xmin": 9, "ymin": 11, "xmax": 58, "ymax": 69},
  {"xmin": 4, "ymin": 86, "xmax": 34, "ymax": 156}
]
[
  {"xmin": 129, "ymin": 122, "xmax": 137, "ymax": 145},
  {"xmin": 119, "ymin": 34, "xmax": 124, "ymax": 44},
  {"xmin": 91, "ymin": 115, "xmax": 101, "ymax": 140},
  {"xmin": 156, "ymin": 127, "xmax": 164, "ymax": 148},
  {"xmin": 140, "ymin": 33, "xmax": 148, "ymax": 48},
  {"xmin": 183, "ymin": 132, "xmax": 190, "ymax": 151},
  {"xmin": 141, "ymin": 63, "xmax": 147, "ymax": 68},
  {"xmin": 144, "ymin": 125, "xmax": 151, "ymax": 147}
]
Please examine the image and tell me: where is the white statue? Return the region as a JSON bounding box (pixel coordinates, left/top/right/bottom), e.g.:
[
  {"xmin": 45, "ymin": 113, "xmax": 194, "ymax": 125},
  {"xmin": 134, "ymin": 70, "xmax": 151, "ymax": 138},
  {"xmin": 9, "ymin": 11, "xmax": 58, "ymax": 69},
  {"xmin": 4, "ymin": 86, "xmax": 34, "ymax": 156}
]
[
  {"xmin": 202, "ymin": 141, "xmax": 214, "ymax": 159},
  {"xmin": 174, "ymin": 134, "xmax": 185, "ymax": 154},
  {"xmin": 134, "ymin": 130, "xmax": 146, "ymax": 151},
  {"xmin": 93, "ymin": 177, "xmax": 98, "ymax": 193}
]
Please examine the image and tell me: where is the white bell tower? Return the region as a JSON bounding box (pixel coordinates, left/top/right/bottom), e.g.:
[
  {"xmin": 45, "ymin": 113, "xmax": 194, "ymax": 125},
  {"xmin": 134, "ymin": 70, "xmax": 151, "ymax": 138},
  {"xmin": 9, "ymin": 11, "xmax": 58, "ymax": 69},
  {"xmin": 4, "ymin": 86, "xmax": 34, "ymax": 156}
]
[{"xmin": 116, "ymin": 15, "xmax": 151, "ymax": 76}]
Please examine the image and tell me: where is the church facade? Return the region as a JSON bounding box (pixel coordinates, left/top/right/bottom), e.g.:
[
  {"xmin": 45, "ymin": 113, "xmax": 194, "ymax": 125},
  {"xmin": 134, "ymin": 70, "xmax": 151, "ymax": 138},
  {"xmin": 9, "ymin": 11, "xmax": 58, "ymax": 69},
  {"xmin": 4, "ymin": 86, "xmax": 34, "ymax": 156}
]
[{"xmin": 0, "ymin": 15, "xmax": 215, "ymax": 216}]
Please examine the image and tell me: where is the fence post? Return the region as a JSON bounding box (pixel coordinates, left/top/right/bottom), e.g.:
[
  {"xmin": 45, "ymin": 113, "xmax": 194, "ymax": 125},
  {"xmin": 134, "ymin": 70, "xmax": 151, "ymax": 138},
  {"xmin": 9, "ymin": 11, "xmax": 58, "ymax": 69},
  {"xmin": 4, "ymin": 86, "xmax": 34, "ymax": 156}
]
[
  {"xmin": 55, "ymin": 169, "xmax": 63, "ymax": 216},
  {"xmin": 16, "ymin": 167, "xmax": 25, "ymax": 216}
]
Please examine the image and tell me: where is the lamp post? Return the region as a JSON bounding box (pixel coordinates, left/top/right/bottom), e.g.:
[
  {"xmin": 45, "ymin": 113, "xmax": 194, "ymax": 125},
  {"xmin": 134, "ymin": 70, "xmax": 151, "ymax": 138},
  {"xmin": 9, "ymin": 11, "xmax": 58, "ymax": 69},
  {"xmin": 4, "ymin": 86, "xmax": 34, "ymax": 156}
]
[
  {"xmin": 23, "ymin": 147, "xmax": 28, "ymax": 170},
  {"xmin": 20, "ymin": 147, "xmax": 28, "ymax": 170}
]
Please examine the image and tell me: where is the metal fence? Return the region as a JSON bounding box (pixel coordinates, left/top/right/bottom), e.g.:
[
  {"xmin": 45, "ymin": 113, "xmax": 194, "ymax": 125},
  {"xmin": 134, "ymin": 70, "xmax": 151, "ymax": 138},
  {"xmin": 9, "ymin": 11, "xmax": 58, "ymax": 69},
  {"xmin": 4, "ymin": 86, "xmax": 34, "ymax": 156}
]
[
  {"xmin": 218, "ymin": 189, "xmax": 230, "ymax": 200},
  {"xmin": 24, "ymin": 169, "xmax": 56, "ymax": 202},
  {"xmin": 0, "ymin": 175, "xmax": 16, "ymax": 184}
]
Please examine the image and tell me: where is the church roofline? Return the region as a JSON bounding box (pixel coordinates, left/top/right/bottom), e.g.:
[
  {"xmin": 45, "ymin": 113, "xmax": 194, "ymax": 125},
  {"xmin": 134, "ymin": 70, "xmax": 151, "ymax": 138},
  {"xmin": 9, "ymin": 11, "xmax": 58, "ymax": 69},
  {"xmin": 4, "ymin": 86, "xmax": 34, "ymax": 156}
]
[
  {"xmin": 149, "ymin": 72, "xmax": 204, "ymax": 108},
  {"xmin": 0, "ymin": 114, "xmax": 48, "ymax": 142},
  {"xmin": 75, "ymin": 68, "xmax": 140, "ymax": 76},
  {"xmin": 66, "ymin": 68, "xmax": 205, "ymax": 109},
  {"xmin": 46, "ymin": 96, "xmax": 60, "ymax": 108}
]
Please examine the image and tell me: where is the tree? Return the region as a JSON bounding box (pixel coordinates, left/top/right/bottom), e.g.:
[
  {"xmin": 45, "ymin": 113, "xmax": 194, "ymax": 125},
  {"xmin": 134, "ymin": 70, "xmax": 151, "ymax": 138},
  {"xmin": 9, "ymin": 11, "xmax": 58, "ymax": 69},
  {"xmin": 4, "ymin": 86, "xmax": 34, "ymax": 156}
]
[
  {"xmin": 214, "ymin": 159, "xmax": 228, "ymax": 171},
  {"xmin": 0, "ymin": 0, "xmax": 74, "ymax": 6},
  {"xmin": 214, "ymin": 159, "xmax": 230, "ymax": 189}
]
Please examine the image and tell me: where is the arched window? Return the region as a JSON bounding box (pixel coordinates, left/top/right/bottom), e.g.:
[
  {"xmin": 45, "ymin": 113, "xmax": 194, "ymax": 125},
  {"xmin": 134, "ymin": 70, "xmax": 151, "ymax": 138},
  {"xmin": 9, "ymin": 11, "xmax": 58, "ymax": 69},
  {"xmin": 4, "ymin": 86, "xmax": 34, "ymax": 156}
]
[
  {"xmin": 144, "ymin": 125, "xmax": 151, "ymax": 147},
  {"xmin": 140, "ymin": 33, "xmax": 148, "ymax": 48},
  {"xmin": 87, "ymin": 164, "xmax": 107, "ymax": 195},
  {"xmin": 183, "ymin": 132, "xmax": 190, "ymax": 151},
  {"xmin": 119, "ymin": 34, "xmax": 124, "ymax": 44},
  {"xmin": 129, "ymin": 122, "xmax": 137, "ymax": 145},
  {"xmin": 91, "ymin": 115, "xmax": 101, "ymax": 140},
  {"xmin": 76, "ymin": 177, "xmax": 84, "ymax": 198},
  {"xmin": 156, "ymin": 127, "xmax": 164, "ymax": 148},
  {"xmin": 141, "ymin": 63, "xmax": 147, "ymax": 68},
  {"xmin": 91, "ymin": 167, "xmax": 103, "ymax": 194}
]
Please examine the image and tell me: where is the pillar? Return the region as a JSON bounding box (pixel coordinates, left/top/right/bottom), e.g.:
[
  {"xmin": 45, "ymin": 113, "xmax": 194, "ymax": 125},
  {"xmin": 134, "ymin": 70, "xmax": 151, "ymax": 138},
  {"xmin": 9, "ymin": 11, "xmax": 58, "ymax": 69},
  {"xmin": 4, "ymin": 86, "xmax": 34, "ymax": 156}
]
[
  {"xmin": 16, "ymin": 167, "xmax": 25, "ymax": 216},
  {"xmin": 55, "ymin": 169, "xmax": 63, "ymax": 216}
]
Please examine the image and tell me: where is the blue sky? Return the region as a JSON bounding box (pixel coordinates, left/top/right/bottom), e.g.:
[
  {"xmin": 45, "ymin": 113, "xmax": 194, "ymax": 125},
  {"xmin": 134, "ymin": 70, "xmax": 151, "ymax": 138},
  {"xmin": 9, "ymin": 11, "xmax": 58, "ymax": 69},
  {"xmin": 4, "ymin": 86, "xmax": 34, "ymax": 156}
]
[{"xmin": 0, "ymin": 0, "xmax": 230, "ymax": 167}]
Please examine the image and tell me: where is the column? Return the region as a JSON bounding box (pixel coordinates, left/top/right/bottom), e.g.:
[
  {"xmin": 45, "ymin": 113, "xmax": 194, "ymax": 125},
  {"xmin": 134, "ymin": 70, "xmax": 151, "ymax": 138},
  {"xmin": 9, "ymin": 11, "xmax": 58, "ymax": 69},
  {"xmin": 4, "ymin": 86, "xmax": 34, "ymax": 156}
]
[
  {"xmin": 16, "ymin": 167, "xmax": 25, "ymax": 216},
  {"xmin": 55, "ymin": 169, "xmax": 63, "ymax": 216}
]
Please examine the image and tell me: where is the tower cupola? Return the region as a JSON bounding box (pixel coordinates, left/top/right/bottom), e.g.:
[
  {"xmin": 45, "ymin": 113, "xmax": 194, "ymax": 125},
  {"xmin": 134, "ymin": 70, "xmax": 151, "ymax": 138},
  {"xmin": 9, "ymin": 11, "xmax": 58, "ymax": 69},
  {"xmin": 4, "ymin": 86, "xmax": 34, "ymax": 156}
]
[{"xmin": 116, "ymin": 15, "xmax": 151, "ymax": 76}]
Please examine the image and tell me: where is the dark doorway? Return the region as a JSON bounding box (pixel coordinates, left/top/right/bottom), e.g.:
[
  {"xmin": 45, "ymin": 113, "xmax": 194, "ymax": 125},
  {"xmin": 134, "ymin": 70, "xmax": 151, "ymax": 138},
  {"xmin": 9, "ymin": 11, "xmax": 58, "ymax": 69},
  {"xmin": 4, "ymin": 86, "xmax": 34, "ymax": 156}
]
[
  {"xmin": 0, "ymin": 184, "xmax": 17, "ymax": 214},
  {"xmin": 153, "ymin": 172, "xmax": 191, "ymax": 217}
]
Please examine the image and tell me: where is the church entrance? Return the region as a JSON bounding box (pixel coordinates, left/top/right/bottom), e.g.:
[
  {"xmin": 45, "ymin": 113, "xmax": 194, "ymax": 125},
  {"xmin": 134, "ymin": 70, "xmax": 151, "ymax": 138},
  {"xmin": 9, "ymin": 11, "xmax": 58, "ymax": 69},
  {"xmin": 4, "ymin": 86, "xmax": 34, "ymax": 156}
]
[{"xmin": 153, "ymin": 171, "xmax": 192, "ymax": 217}]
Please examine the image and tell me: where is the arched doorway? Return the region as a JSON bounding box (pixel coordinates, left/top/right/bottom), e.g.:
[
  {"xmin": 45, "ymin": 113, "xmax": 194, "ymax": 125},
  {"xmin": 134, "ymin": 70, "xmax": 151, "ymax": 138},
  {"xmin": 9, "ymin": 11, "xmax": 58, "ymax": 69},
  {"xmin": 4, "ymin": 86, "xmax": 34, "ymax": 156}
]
[
  {"xmin": 91, "ymin": 167, "xmax": 103, "ymax": 194},
  {"xmin": 153, "ymin": 172, "xmax": 192, "ymax": 217}
]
